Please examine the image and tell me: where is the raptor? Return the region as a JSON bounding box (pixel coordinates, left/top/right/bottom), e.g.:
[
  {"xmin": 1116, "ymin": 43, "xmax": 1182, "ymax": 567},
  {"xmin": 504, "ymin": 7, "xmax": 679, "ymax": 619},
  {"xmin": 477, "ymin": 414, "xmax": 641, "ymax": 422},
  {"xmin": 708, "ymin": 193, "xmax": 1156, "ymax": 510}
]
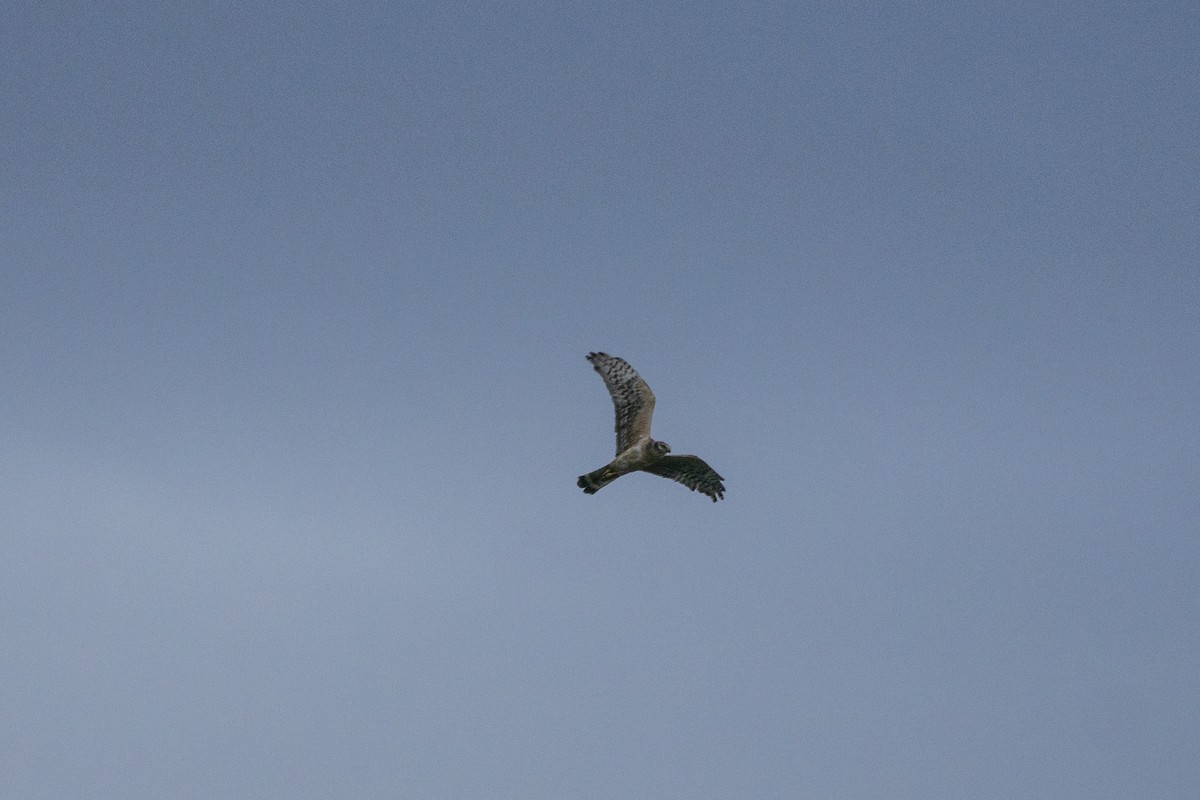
[{"xmin": 576, "ymin": 352, "xmax": 725, "ymax": 502}]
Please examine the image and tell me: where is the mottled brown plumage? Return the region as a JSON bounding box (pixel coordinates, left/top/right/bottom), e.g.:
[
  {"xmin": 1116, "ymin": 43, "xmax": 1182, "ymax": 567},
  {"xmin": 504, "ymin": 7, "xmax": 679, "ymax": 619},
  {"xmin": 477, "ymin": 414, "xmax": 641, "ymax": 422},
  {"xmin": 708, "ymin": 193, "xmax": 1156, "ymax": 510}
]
[{"xmin": 577, "ymin": 353, "xmax": 725, "ymax": 502}]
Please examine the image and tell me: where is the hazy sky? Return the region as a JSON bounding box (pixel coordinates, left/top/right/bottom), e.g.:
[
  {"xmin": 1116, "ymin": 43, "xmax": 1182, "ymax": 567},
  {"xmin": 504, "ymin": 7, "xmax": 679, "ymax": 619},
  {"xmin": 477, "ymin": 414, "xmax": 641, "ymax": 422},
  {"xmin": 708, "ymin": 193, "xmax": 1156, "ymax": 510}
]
[{"xmin": 3, "ymin": 2, "xmax": 1198, "ymax": 797}]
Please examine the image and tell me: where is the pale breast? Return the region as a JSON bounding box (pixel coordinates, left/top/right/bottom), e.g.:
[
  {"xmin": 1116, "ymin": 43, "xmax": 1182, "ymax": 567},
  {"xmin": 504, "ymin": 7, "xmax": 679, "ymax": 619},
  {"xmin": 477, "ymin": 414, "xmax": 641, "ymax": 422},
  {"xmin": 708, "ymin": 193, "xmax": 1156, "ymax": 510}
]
[{"xmin": 611, "ymin": 438, "xmax": 654, "ymax": 473}]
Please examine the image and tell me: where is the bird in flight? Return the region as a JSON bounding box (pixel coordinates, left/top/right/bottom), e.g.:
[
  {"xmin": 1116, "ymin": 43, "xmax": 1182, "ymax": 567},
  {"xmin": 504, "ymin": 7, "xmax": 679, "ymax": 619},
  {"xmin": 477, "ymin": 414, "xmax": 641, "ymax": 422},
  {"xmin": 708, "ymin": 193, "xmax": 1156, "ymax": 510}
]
[{"xmin": 577, "ymin": 352, "xmax": 725, "ymax": 502}]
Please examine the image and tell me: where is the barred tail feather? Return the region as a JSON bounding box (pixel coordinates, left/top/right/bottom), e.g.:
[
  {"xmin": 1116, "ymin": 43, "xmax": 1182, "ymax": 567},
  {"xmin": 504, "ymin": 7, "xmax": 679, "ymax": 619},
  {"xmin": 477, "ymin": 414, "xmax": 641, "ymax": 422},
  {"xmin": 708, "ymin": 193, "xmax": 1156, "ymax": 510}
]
[{"xmin": 577, "ymin": 467, "xmax": 615, "ymax": 495}]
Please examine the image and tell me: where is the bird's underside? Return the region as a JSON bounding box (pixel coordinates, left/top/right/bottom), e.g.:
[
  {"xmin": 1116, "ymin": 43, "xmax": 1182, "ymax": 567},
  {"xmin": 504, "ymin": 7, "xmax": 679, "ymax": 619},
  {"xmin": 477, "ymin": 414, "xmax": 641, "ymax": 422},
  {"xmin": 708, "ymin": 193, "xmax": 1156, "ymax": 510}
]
[{"xmin": 576, "ymin": 352, "xmax": 725, "ymax": 502}]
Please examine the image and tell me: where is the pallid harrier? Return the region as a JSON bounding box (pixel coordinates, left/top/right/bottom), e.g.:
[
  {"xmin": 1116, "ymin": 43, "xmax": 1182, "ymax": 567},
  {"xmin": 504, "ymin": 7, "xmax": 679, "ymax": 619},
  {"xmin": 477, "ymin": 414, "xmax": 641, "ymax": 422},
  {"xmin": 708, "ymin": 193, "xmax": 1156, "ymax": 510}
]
[{"xmin": 577, "ymin": 352, "xmax": 725, "ymax": 502}]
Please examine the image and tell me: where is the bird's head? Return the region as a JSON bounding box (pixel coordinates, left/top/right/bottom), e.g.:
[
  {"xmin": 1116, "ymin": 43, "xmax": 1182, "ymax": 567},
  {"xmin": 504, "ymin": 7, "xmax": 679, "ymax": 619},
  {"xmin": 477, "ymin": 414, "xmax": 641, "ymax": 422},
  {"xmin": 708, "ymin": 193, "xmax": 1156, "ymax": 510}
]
[{"xmin": 650, "ymin": 440, "xmax": 671, "ymax": 457}]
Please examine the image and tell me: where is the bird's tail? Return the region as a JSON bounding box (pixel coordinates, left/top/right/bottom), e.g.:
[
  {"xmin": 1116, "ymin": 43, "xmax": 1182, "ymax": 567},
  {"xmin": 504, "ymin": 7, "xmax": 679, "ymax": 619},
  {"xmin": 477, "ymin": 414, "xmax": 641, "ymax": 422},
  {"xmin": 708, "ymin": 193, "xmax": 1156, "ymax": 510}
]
[{"xmin": 577, "ymin": 466, "xmax": 617, "ymax": 495}]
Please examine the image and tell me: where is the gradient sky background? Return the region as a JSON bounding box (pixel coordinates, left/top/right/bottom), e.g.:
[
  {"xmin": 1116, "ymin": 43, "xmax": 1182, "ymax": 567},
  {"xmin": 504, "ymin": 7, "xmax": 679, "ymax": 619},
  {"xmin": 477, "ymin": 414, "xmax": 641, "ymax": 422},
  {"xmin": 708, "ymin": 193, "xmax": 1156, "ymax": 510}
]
[{"xmin": 3, "ymin": 2, "xmax": 1198, "ymax": 797}]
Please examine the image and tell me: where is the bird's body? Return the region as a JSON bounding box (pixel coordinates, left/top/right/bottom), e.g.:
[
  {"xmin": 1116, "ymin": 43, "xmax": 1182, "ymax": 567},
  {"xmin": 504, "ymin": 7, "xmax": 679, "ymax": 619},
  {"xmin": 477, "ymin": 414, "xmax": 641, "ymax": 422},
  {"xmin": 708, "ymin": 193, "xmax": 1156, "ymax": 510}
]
[
  {"xmin": 577, "ymin": 436, "xmax": 671, "ymax": 494},
  {"xmin": 576, "ymin": 352, "xmax": 725, "ymax": 502}
]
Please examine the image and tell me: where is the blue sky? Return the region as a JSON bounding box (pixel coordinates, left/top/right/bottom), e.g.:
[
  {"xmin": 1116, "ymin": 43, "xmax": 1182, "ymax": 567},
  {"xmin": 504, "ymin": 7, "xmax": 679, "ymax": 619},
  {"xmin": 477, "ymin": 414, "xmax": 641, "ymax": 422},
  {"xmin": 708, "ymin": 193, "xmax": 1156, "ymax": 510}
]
[{"xmin": 3, "ymin": 2, "xmax": 1198, "ymax": 797}]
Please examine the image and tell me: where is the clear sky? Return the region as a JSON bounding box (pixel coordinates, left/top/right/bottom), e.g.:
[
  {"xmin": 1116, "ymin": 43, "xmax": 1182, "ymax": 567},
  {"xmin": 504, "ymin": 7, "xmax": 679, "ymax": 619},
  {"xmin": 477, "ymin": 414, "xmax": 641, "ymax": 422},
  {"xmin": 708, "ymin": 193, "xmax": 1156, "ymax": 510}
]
[{"xmin": 3, "ymin": 2, "xmax": 1198, "ymax": 797}]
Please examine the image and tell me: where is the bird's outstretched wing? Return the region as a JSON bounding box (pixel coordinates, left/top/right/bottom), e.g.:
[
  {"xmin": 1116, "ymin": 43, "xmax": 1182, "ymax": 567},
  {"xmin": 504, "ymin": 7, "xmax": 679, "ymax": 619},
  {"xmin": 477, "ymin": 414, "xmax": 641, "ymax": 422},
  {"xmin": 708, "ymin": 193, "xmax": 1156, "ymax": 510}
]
[
  {"xmin": 586, "ymin": 352, "xmax": 655, "ymax": 454},
  {"xmin": 642, "ymin": 455, "xmax": 726, "ymax": 502}
]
